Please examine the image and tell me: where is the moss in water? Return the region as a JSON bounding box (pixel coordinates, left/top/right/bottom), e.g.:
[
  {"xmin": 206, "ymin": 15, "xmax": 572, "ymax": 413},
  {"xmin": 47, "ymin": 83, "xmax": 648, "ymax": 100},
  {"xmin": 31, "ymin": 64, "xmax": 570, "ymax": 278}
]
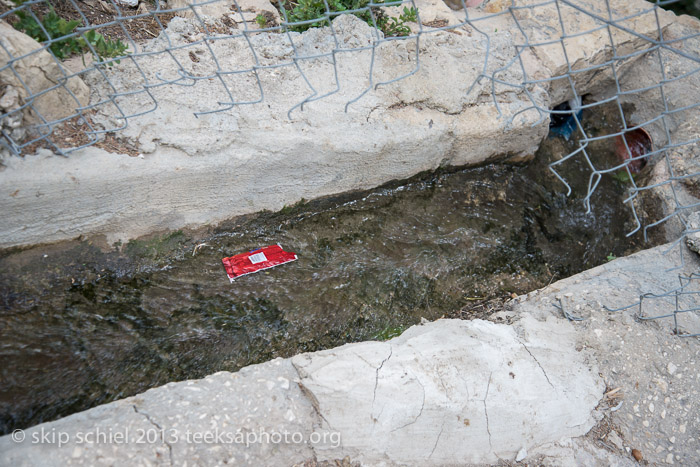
[
  {"xmin": 124, "ymin": 230, "xmax": 187, "ymax": 261},
  {"xmin": 278, "ymin": 198, "xmax": 308, "ymax": 215},
  {"xmin": 373, "ymin": 324, "xmax": 410, "ymax": 341}
]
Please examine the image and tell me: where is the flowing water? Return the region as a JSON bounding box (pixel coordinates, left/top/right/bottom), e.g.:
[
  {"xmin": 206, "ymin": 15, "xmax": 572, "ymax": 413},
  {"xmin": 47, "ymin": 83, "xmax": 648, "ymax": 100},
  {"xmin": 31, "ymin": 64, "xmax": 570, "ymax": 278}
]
[{"xmin": 0, "ymin": 104, "xmax": 658, "ymax": 434}]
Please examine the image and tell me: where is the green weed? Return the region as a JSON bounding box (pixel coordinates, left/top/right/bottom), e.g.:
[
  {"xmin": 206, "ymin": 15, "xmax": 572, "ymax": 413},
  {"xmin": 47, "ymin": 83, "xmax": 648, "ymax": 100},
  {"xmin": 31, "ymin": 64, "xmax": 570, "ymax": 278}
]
[
  {"xmin": 255, "ymin": 14, "xmax": 268, "ymax": 28},
  {"xmin": 11, "ymin": 1, "xmax": 129, "ymax": 65},
  {"xmin": 373, "ymin": 324, "xmax": 407, "ymax": 341},
  {"xmin": 280, "ymin": 0, "xmax": 418, "ymax": 37}
]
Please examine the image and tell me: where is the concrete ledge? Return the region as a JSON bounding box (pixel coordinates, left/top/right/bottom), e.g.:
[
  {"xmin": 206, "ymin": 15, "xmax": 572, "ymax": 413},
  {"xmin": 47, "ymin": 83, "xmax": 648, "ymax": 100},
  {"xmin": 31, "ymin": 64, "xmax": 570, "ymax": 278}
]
[{"xmin": 0, "ymin": 0, "xmax": 674, "ymax": 249}]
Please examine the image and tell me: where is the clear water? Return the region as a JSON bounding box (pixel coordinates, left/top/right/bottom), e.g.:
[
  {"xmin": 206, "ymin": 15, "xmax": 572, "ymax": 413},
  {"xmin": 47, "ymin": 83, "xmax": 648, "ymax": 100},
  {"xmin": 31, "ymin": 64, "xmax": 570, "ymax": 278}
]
[{"xmin": 0, "ymin": 105, "xmax": 656, "ymax": 433}]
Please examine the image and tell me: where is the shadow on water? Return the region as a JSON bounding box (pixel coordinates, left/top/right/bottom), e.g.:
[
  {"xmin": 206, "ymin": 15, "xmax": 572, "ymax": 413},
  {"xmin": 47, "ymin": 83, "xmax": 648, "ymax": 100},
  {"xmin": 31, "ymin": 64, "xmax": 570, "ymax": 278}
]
[{"xmin": 0, "ymin": 102, "xmax": 660, "ymax": 433}]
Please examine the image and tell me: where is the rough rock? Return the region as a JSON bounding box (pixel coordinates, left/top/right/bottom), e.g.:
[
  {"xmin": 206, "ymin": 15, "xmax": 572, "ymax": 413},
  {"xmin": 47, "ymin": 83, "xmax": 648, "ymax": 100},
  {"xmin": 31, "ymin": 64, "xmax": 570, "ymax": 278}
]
[
  {"xmin": 168, "ymin": 0, "xmax": 280, "ymax": 23},
  {"xmin": 442, "ymin": 0, "xmax": 484, "ymax": 11},
  {"xmin": 594, "ymin": 14, "xmax": 700, "ymax": 242},
  {"xmin": 0, "ymin": 360, "xmax": 320, "ymax": 467},
  {"xmin": 0, "ymin": 21, "xmax": 90, "ymax": 124},
  {"xmin": 291, "ymin": 316, "xmax": 603, "ymax": 465},
  {"xmin": 514, "ymin": 243, "xmax": 700, "ymax": 466},
  {"xmin": 0, "ymin": 12, "xmax": 549, "ymax": 248},
  {"xmin": 0, "ymin": 319, "xmax": 603, "ymax": 467},
  {"xmin": 115, "ymin": 0, "xmax": 139, "ymax": 8},
  {"xmin": 508, "ymin": 0, "xmax": 676, "ymax": 105},
  {"xmin": 0, "ymin": 1, "xmax": 690, "ymax": 248},
  {"xmin": 0, "ymin": 85, "xmax": 25, "ymax": 154},
  {"xmin": 686, "ymin": 210, "xmax": 700, "ymax": 254}
]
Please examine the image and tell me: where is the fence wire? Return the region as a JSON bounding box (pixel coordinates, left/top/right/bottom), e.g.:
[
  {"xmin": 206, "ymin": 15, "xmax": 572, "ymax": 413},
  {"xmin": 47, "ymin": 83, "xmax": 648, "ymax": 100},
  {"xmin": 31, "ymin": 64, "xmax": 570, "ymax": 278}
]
[{"xmin": 1, "ymin": 0, "xmax": 699, "ymax": 333}]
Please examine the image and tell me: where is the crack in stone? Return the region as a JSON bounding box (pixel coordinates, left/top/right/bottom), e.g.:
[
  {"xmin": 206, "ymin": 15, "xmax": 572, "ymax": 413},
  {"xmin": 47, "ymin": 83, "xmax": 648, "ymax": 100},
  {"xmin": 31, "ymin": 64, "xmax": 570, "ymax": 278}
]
[
  {"xmin": 296, "ymin": 381, "xmax": 335, "ymax": 432},
  {"xmin": 372, "ymin": 345, "xmax": 393, "ymax": 407},
  {"xmin": 391, "ymin": 375, "xmax": 426, "ymax": 432},
  {"xmin": 428, "ymin": 421, "xmax": 445, "ymax": 459},
  {"xmin": 133, "ymin": 405, "xmax": 173, "ymax": 466},
  {"xmin": 483, "ymin": 372, "xmax": 493, "ymax": 452},
  {"xmin": 436, "ymin": 366, "xmax": 449, "ymax": 399},
  {"xmin": 459, "ymin": 373, "xmax": 471, "ymax": 401},
  {"xmin": 518, "ymin": 339, "xmax": 555, "ymax": 389}
]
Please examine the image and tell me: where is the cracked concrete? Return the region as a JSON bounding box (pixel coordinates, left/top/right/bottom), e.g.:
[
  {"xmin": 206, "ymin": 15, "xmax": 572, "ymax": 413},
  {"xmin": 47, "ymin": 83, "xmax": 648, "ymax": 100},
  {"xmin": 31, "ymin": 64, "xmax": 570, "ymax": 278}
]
[
  {"xmin": 483, "ymin": 373, "xmax": 493, "ymax": 453},
  {"xmin": 372, "ymin": 345, "xmax": 393, "ymax": 411},
  {"xmin": 518, "ymin": 339, "xmax": 555, "ymax": 389},
  {"xmin": 0, "ymin": 0, "xmax": 674, "ymax": 248},
  {"xmin": 0, "ymin": 242, "xmax": 698, "ymax": 465},
  {"xmin": 290, "ymin": 314, "xmax": 602, "ymax": 464},
  {"xmin": 131, "ymin": 405, "xmax": 174, "ymax": 466}
]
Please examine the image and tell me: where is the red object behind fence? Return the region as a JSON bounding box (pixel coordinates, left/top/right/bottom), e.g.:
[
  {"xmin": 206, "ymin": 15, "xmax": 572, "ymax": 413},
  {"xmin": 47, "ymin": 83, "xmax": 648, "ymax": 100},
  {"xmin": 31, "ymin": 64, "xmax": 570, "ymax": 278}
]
[{"xmin": 222, "ymin": 244, "xmax": 297, "ymax": 282}]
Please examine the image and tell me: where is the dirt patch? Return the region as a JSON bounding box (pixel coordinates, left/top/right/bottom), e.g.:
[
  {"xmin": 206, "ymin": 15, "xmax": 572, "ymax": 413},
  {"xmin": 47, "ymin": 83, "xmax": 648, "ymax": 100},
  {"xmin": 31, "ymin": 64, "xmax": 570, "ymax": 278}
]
[
  {"xmin": 1, "ymin": 0, "xmax": 177, "ymax": 43},
  {"xmin": 422, "ymin": 19, "xmax": 448, "ymax": 28},
  {"xmin": 18, "ymin": 111, "xmax": 141, "ymax": 157}
]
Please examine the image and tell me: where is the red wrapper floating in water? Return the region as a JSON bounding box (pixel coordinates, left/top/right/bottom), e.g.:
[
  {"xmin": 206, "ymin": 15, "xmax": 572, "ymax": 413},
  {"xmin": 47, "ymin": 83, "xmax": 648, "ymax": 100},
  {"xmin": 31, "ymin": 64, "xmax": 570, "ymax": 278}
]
[{"xmin": 222, "ymin": 244, "xmax": 297, "ymax": 282}]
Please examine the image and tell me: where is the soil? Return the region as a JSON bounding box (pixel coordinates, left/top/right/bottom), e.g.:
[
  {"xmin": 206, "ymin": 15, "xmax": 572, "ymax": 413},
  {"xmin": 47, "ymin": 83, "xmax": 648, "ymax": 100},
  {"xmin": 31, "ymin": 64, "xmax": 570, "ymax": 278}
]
[
  {"xmin": 19, "ymin": 111, "xmax": 142, "ymax": 156},
  {"xmin": 1, "ymin": 0, "xmax": 177, "ymax": 43}
]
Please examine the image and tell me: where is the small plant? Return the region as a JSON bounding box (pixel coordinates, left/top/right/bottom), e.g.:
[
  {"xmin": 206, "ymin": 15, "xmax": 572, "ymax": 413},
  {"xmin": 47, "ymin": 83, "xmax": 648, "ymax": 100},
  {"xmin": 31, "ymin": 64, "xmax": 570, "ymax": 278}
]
[
  {"xmin": 11, "ymin": 1, "xmax": 129, "ymax": 65},
  {"xmin": 13, "ymin": 5, "xmax": 82, "ymax": 59},
  {"xmin": 81, "ymin": 29, "xmax": 129, "ymax": 66},
  {"xmin": 373, "ymin": 324, "xmax": 407, "ymax": 341},
  {"xmin": 255, "ymin": 14, "xmax": 268, "ymax": 28},
  {"xmin": 279, "ymin": 198, "xmax": 307, "ymax": 215},
  {"xmin": 280, "ymin": 0, "xmax": 418, "ymax": 37},
  {"xmin": 610, "ymin": 171, "xmax": 633, "ymax": 184},
  {"xmin": 375, "ymin": 6, "xmax": 417, "ymax": 37},
  {"xmin": 606, "ymin": 253, "xmax": 617, "ymax": 262}
]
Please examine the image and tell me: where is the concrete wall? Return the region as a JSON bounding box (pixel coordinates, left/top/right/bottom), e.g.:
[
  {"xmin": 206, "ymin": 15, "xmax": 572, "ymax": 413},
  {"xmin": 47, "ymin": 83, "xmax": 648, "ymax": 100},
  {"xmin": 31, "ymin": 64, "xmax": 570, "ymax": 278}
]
[{"xmin": 0, "ymin": 0, "xmax": 675, "ymax": 248}]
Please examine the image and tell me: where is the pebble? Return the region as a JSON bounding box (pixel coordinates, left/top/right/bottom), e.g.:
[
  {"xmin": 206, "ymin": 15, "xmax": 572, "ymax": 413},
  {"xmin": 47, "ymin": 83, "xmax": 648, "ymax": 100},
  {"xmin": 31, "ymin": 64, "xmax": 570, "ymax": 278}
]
[
  {"xmin": 607, "ymin": 431, "xmax": 624, "ymax": 450},
  {"xmin": 277, "ymin": 376, "xmax": 290, "ymax": 390},
  {"xmin": 679, "ymin": 423, "xmax": 687, "ymax": 434},
  {"xmin": 649, "ymin": 402, "xmax": 655, "ymax": 413},
  {"xmin": 668, "ymin": 362, "xmax": 678, "ymax": 375},
  {"xmin": 666, "ymin": 452, "xmax": 674, "ymax": 464},
  {"xmin": 515, "ymin": 447, "xmax": 527, "ymax": 462},
  {"xmin": 643, "ymin": 420, "xmax": 650, "ymax": 427},
  {"xmin": 670, "ymin": 436, "xmax": 675, "ymax": 444}
]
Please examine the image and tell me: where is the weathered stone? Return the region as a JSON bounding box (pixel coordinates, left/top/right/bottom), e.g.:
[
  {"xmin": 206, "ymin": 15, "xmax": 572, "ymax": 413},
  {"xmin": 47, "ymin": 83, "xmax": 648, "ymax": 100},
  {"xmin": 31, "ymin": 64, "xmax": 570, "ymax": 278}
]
[
  {"xmin": 603, "ymin": 15, "xmax": 700, "ymax": 242},
  {"xmin": 442, "ymin": 0, "xmax": 484, "ymax": 11},
  {"xmin": 0, "ymin": 1, "xmax": 692, "ymax": 248},
  {"xmin": 115, "ymin": 0, "xmax": 139, "ymax": 7},
  {"xmin": 0, "ymin": 360, "xmax": 319, "ymax": 467},
  {"xmin": 292, "ymin": 316, "xmax": 603, "ymax": 465},
  {"xmin": 686, "ymin": 211, "xmax": 700, "ymax": 254},
  {"xmin": 0, "ymin": 21, "xmax": 89, "ymax": 124},
  {"xmin": 0, "ymin": 85, "xmax": 26, "ymax": 150},
  {"xmin": 169, "ymin": 0, "xmax": 280, "ymax": 23},
  {"xmin": 0, "ymin": 13, "xmax": 549, "ymax": 248},
  {"xmin": 510, "ymin": 0, "xmax": 676, "ymax": 105},
  {"xmin": 0, "ymin": 85, "xmax": 19, "ymax": 109},
  {"xmin": 0, "ymin": 318, "xmax": 603, "ymax": 466}
]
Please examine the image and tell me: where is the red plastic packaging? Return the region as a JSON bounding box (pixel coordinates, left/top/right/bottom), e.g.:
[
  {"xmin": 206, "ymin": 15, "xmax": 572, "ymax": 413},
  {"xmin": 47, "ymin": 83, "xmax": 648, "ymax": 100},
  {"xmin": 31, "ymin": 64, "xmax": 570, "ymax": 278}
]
[{"xmin": 222, "ymin": 244, "xmax": 297, "ymax": 282}]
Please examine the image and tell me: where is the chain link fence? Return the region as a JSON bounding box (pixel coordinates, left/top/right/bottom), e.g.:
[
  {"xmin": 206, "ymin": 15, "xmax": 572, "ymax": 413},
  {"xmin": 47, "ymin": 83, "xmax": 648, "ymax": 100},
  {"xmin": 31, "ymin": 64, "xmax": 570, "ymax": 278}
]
[{"xmin": 1, "ymin": 0, "xmax": 699, "ymax": 333}]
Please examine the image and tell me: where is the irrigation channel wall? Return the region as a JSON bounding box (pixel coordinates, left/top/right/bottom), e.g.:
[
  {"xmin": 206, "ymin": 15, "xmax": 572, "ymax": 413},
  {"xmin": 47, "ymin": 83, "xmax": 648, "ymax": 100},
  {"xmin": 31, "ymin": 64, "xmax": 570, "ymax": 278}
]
[
  {"xmin": 1, "ymin": 0, "xmax": 700, "ymax": 465},
  {"xmin": 1, "ymin": 0, "xmax": 698, "ymax": 251}
]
